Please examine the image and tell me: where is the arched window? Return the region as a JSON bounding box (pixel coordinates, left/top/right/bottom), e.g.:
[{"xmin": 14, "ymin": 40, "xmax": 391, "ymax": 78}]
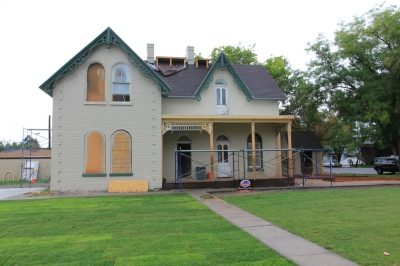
[
  {"xmin": 112, "ymin": 64, "xmax": 130, "ymax": 102},
  {"xmin": 247, "ymin": 133, "xmax": 263, "ymax": 169},
  {"xmin": 215, "ymin": 79, "xmax": 228, "ymax": 115},
  {"xmin": 84, "ymin": 131, "xmax": 106, "ymax": 175},
  {"xmin": 87, "ymin": 63, "xmax": 105, "ymax": 102},
  {"xmin": 111, "ymin": 130, "xmax": 132, "ymax": 174}
]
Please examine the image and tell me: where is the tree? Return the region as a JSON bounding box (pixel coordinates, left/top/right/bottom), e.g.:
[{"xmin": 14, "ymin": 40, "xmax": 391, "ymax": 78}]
[
  {"xmin": 307, "ymin": 4, "xmax": 400, "ymax": 155},
  {"xmin": 0, "ymin": 139, "xmax": 23, "ymax": 152},
  {"xmin": 22, "ymin": 135, "xmax": 41, "ymax": 148},
  {"xmin": 210, "ymin": 43, "xmax": 258, "ymax": 65},
  {"xmin": 264, "ymin": 56, "xmax": 324, "ymax": 132}
]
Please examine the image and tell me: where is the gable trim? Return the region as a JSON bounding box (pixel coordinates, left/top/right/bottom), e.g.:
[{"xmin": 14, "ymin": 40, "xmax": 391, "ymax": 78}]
[
  {"xmin": 194, "ymin": 53, "xmax": 254, "ymax": 102},
  {"xmin": 39, "ymin": 27, "xmax": 172, "ymax": 97}
]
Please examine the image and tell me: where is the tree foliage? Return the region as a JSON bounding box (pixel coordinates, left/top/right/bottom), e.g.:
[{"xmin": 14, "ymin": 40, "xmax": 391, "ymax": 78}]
[
  {"xmin": 0, "ymin": 136, "xmax": 41, "ymax": 152},
  {"xmin": 210, "ymin": 43, "xmax": 258, "ymax": 65},
  {"xmin": 307, "ymin": 4, "xmax": 400, "ymax": 155}
]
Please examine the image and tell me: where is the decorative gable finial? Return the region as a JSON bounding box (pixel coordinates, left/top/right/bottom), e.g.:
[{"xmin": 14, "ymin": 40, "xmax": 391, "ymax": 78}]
[{"xmin": 106, "ymin": 27, "xmax": 111, "ymax": 49}]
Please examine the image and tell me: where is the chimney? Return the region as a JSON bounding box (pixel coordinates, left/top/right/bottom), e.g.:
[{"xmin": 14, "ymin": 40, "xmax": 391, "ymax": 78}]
[
  {"xmin": 186, "ymin": 46, "xmax": 194, "ymax": 65},
  {"xmin": 147, "ymin": 43, "xmax": 154, "ymax": 64}
]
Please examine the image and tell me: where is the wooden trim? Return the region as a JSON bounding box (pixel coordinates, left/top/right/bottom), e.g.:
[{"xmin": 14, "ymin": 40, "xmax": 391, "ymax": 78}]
[
  {"xmin": 209, "ymin": 122, "xmax": 214, "ymax": 181},
  {"xmin": 287, "ymin": 121, "xmax": 293, "ymax": 178},
  {"xmin": 82, "ymin": 174, "xmax": 107, "ymax": 177},
  {"xmin": 109, "ymin": 173, "xmax": 133, "ymax": 177},
  {"xmin": 162, "ymin": 115, "xmax": 294, "ymax": 124},
  {"xmin": 275, "ymin": 128, "xmax": 282, "ymax": 177},
  {"xmin": 252, "ymin": 121, "xmax": 256, "ymax": 180}
]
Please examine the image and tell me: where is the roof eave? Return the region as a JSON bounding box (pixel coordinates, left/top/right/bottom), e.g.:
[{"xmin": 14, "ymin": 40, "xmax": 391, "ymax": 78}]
[{"xmin": 39, "ymin": 27, "xmax": 172, "ymax": 97}]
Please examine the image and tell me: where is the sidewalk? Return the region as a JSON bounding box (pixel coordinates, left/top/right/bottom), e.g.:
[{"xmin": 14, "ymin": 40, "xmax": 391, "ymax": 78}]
[
  {"xmin": 188, "ymin": 189, "xmax": 358, "ymax": 266},
  {"xmin": 0, "ymin": 187, "xmax": 47, "ymax": 200}
]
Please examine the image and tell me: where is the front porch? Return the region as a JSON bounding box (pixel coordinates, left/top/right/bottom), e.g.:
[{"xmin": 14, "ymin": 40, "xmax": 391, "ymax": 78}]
[{"xmin": 162, "ymin": 115, "xmax": 295, "ymax": 186}]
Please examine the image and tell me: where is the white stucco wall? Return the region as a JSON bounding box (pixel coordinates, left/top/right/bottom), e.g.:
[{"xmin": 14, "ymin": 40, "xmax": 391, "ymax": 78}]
[
  {"xmin": 162, "ymin": 69, "xmax": 279, "ymax": 116},
  {"xmin": 51, "ymin": 44, "xmax": 162, "ymax": 191}
]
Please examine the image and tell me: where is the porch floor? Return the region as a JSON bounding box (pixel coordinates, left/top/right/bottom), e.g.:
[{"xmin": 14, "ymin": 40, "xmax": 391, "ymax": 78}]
[{"xmin": 162, "ymin": 176, "xmax": 295, "ymax": 190}]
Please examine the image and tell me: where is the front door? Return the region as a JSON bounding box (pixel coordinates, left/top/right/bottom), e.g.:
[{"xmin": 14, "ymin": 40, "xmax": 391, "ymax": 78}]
[
  {"xmin": 217, "ymin": 139, "xmax": 231, "ymax": 178},
  {"xmin": 177, "ymin": 143, "xmax": 191, "ymax": 178}
]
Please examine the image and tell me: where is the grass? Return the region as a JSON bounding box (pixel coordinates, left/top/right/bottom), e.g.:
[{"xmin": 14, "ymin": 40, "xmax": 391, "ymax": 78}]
[
  {"xmin": 26, "ymin": 188, "xmax": 54, "ymax": 197},
  {"xmin": 0, "ymin": 179, "xmax": 50, "ymax": 185},
  {"xmin": 338, "ymin": 173, "xmax": 400, "ymax": 178},
  {"xmin": 221, "ymin": 187, "xmax": 400, "ymax": 266},
  {"xmin": 0, "ymin": 194, "xmax": 294, "ymax": 266}
]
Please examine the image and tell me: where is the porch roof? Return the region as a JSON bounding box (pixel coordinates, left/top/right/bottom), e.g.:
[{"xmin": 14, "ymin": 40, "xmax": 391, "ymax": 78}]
[{"xmin": 162, "ymin": 115, "xmax": 294, "ymax": 123}]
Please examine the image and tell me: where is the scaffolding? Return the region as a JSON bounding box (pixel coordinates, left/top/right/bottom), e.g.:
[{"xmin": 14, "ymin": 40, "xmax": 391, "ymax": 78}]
[
  {"xmin": 20, "ymin": 126, "xmax": 51, "ymax": 187},
  {"xmin": 173, "ymin": 148, "xmax": 334, "ymax": 191}
]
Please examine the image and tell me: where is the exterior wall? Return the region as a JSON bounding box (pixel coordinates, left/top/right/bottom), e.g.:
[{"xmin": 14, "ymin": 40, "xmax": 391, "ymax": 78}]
[
  {"xmin": 293, "ymin": 151, "xmax": 324, "ymax": 176},
  {"xmin": 0, "ymin": 159, "xmax": 51, "ymax": 181},
  {"xmin": 51, "ymin": 44, "xmax": 162, "ymax": 191},
  {"xmin": 163, "ymin": 122, "xmax": 279, "ymax": 181},
  {"xmin": 162, "ymin": 69, "xmax": 279, "ymax": 116}
]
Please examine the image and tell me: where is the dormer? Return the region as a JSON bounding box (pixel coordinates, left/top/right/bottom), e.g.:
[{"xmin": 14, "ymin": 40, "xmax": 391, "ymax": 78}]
[
  {"xmin": 156, "ymin": 56, "xmax": 186, "ymax": 67},
  {"xmin": 196, "ymin": 58, "xmax": 210, "ymax": 69}
]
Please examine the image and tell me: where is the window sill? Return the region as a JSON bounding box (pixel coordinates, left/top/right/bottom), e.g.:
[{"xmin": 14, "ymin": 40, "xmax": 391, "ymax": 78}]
[
  {"xmin": 110, "ymin": 102, "xmax": 133, "ymax": 106},
  {"xmin": 109, "ymin": 173, "xmax": 133, "ymax": 177},
  {"xmin": 82, "ymin": 174, "xmax": 107, "ymax": 177},
  {"xmin": 84, "ymin": 101, "xmax": 107, "ymax": 105}
]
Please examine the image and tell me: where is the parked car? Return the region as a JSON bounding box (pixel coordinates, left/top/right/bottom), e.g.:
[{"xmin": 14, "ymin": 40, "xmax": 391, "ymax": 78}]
[
  {"xmin": 373, "ymin": 157, "xmax": 399, "ymax": 174},
  {"xmin": 323, "ymin": 159, "xmax": 342, "ymax": 167}
]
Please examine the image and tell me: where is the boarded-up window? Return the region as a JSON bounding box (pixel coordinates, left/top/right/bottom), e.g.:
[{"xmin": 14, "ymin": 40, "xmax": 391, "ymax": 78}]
[
  {"xmin": 85, "ymin": 131, "xmax": 105, "ymax": 174},
  {"xmin": 111, "ymin": 131, "xmax": 131, "ymax": 173},
  {"xmin": 87, "ymin": 63, "xmax": 105, "ymax": 102}
]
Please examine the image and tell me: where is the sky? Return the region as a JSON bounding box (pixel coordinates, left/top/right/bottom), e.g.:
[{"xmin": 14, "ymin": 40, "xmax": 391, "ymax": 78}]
[{"xmin": 0, "ymin": 0, "xmax": 396, "ymax": 143}]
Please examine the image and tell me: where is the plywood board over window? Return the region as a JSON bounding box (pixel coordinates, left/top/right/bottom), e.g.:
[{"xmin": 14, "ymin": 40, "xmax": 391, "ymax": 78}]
[
  {"xmin": 85, "ymin": 131, "xmax": 105, "ymax": 174},
  {"xmin": 111, "ymin": 131, "xmax": 131, "ymax": 173},
  {"xmin": 87, "ymin": 63, "xmax": 105, "ymax": 102}
]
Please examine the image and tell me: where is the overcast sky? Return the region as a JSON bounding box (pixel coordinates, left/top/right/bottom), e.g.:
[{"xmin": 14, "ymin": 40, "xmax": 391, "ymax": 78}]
[{"xmin": 0, "ymin": 0, "xmax": 396, "ymax": 144}]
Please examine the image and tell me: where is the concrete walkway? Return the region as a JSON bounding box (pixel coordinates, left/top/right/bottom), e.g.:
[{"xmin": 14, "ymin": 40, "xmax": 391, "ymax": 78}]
[
  {"xmin": 0, "ymin": 187, "xmax": 47, "ymax": 200},
  {"xmin": 188, "ymin": 189, "xmax": 358, "ymax": 266}
]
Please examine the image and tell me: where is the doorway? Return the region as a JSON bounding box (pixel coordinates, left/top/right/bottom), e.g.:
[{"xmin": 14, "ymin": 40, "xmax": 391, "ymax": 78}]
[
  {"xmin": 216, "ymin": 135, "xmax": 231, "ymax": 178},
  {"xmin": 177, "ymin": 136, "xmax": 192, "ymax": 178}
]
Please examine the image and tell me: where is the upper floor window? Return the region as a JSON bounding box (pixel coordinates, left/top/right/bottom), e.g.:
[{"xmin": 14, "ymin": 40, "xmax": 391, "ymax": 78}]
[
  {"xmin": 87, "ymin": 63, "xmax": 105, "ymax": 102},
  {"xmin": 215, "ymin": 79, "xmax": 229, "ymax": 115},
  {"xmin": 112, "ymin": 64, "xmax": 130, "ymax": 102}
]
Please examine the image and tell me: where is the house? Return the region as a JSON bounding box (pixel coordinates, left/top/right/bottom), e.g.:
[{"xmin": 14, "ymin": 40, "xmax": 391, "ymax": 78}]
[
  {"xmin": 0, "ymin": 148, "xmax": 51, "ymax": 181},
  {"xmin": 39, "ymin": 28, "xmax": 294, "ymax": 192}
]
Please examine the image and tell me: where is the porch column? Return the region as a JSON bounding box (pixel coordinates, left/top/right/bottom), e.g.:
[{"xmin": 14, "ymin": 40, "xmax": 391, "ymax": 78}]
[
  {"xmin": 209, "ymin": 122, "xmax": 215, "ymax": 181},
  {"xmin": 287, "ymin": 121, "xmax": 293, "ymax": 178},
  {"xmin": 252, "ymin": 121, "xmax": 256, "ymax": 180},
  {"xmin": 275, "ymin": 126, "xmax": 281, "ymax": 177}
]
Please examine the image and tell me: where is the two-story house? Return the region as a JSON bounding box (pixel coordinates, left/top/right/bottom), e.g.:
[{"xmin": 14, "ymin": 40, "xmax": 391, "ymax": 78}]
[{"xmin": 39, "ymin": 28, "xmax": 294, "ymax": 192}]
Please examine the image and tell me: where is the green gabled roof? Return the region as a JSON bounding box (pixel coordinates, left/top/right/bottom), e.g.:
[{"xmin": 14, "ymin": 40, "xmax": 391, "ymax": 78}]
[
  {"xmin": 39, "ymin": 27, "xmax": 172, "ymax": 97},
  {"xmin": 194, "ymin": 52, "xmax": 254, "ymax": 101}
]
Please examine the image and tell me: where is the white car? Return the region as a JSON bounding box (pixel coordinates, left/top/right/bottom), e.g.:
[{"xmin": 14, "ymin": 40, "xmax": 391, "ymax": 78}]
[{"xmin": 323, "ymin": 160, "xmax": 342, "ymax": 167}]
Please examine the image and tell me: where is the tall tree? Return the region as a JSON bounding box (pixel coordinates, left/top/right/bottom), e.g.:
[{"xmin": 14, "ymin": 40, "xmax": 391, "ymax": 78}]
[
  {"xmin": 307, "ymin": 4, "xmax": 400, "ymax": 155},
  {"xmin": 210, "ymin": 43, "xmax": 258, "ymax": 64},
  {"xmin": 264, "ymin": 56, "xmax": 323, "ymax": 132}
]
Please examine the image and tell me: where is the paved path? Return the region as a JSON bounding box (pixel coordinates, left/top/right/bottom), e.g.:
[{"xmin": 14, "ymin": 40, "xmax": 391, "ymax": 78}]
[
  {"xmin": 324, "ymin": 167, "xmax": 376, "ymax": 175},
  {"xmin": 188, "ymin": 189, "xmax": 358, "ymax": 266},
  {"xmin": 0, "ymin": 187, "xmax": 47, "ymax": 200}
]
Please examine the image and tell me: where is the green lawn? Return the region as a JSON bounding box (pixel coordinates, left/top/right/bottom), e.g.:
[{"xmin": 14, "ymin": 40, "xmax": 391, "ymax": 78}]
[
  {"xmin": 221, "ymin": 187, "xmax": 400, "ymax": 266},
  {"xmin": 0, "ymin": 194, "xmax": 294, "ymax": 266}
]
